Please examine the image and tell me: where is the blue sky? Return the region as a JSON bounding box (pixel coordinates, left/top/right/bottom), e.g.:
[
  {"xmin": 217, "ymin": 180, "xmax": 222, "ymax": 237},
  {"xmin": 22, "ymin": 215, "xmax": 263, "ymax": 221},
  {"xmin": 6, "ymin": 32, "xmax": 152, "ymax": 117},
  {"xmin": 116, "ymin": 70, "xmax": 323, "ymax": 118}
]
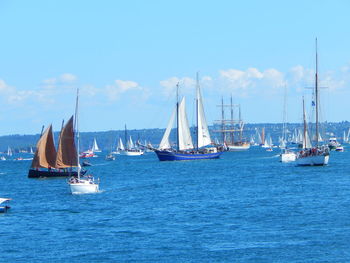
[{"xmin": 0, "ymin": 0, "xmax": 350, "ymax": 135}]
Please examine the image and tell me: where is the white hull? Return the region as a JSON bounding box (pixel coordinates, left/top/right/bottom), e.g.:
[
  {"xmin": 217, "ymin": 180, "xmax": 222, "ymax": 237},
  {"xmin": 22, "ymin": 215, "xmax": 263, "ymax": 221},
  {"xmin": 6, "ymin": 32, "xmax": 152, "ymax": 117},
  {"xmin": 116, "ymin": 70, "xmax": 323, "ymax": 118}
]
[
  {"xmin": 124, "ymin": 150, "xmax": 144, "ymax": 156},
  {"xmin": 296, "ymin": 154, "xmax": 329, "ymax": 166},
  {"xmin": 280, "ymin": 152, "xmax": 296, "ymax": 162},
  {"xmin": 227, "ymin": 144, "xmax": 250, "ymax": 151},
  {"xmin": 69, "ymin": 179, "xmax": 99, "ymax": 194}
]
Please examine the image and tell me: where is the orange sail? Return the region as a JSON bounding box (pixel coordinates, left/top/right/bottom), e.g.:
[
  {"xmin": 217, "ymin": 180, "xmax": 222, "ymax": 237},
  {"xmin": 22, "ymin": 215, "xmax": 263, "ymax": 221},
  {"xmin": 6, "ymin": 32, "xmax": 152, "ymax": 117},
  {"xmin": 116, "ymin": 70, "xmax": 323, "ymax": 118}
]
[
  {"xmin": 31, "ymin": 125, "xmax": 57, "ymax": 168},
  {"xmin": 55, "ymin": 116, "xmax": 78, "ymax": 168}
]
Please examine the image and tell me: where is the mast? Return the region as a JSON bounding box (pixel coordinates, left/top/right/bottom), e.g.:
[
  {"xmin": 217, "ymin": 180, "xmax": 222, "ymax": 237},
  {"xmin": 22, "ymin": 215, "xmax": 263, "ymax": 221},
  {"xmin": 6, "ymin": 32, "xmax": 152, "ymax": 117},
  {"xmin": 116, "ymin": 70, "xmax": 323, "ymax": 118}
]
[
  {"xmin": 302, "ymin": 96, "xmax": 307, "ymax": 149},
  {"xmin": 196, "ymin": 73, "xmax": 199, "ymax": 151},
  {"xmin": 74, "ymin": 88, "xmax": 80, "ymax": 179},
  {"xmin": 176, "ymin": 83, "xmax": 179, "ymax": 151},
  {"xmin": 230, "ymin": 95, "xmax": 234, "ymax": 144},
  {"xmin": 315, "ymin": 38, "xmax": 319, "ymax": 147},
  {"xmin": 124, "ymin": 124, "xmax": 127, "ymax": 150},
  {"xmin": 239, "ymin": 104, "xmax": 243, "ymax": 141},
  {"xmin": 221, "ymin": 97, "xmax": 225, "ymax": 144}
]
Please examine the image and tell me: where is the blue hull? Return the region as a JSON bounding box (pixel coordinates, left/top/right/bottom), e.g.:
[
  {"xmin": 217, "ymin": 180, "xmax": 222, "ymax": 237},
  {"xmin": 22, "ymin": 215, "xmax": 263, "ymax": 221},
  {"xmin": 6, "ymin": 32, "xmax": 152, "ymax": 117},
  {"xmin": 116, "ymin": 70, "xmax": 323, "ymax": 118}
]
[{"xmin": 155, "ymin": 150, "xmax": 223, "ymax": 161}]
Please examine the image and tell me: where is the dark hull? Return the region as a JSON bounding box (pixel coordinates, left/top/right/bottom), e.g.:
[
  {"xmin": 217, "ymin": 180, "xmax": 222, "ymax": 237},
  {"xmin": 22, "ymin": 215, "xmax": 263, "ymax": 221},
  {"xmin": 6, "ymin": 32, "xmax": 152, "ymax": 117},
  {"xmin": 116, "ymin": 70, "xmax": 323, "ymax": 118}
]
[
  {"xmin": 28, "ymin": 169, "xmax": 86, "ymax": 178},
  {"xmin": 155, "ymin": 150, "xmax": 223, "ymax": 161}
]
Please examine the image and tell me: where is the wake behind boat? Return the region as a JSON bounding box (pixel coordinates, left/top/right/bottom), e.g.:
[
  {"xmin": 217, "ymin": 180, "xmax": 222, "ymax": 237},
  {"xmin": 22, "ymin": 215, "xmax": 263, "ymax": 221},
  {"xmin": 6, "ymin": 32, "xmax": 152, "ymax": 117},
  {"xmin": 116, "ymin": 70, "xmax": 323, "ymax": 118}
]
[{"xmin": 153, "ymin": 74, "xmax": 223, "ymax": 161}]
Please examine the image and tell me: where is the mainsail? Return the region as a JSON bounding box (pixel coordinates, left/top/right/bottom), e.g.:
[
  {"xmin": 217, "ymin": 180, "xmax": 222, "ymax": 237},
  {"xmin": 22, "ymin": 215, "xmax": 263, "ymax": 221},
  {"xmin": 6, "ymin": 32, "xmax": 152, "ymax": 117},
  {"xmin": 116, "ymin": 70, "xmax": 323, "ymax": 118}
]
[
  {"xmin": 31, "ymin": 125, "xmax": 57, "ymax": 168},
  {"xmin": 55, "ymin": 116, "xmax": 78, "ymax": 168},
  {"xmin": 159, "ymin": 106, "xmax": 176, "ymax": 150},
  {"xmin": 196, "ymin": 82, "xmax": 211, "ymax": 148},
  {"xmin": 178, "ymin": 98, "xmax": 194, "ymax": 150}
]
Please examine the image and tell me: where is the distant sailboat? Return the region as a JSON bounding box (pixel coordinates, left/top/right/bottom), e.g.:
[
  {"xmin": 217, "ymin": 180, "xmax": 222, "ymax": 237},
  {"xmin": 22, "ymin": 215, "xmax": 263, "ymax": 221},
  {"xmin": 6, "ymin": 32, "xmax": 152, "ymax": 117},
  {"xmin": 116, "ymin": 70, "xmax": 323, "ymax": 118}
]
[
  {"xmin": 123, "ymin": 125, "xmax": 144, "ymax": 156},
  {"xmin": 280, "ymin": 84, "xmax": 296, "ymax": 162},
  {"xmin": 91, "ymin": 138, "xmax": 101, "ymax": 152},
  {"xmin": 215, "ymin": 96, "xmax": 250, "ymax": 151},
  {"xmin": 7, "ymin": 146, "xmax": 12, "ymax": 157},
  {"xmin": 153, "ymin": 74, "xmax": 223, "ymax": 161}
]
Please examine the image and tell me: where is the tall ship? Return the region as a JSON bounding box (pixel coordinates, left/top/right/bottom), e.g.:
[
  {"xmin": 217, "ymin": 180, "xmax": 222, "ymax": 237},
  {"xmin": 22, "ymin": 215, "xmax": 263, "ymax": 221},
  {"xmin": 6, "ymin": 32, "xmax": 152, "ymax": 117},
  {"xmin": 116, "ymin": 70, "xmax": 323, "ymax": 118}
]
[
  {"xmin": 153, "ymin": 74, "xmax": 223, "ymax": 161},
  {"xmin": 215, "ymin": 96, "xmax": 250, "ymax": 151},
  {"xmin": 296, "ymin": 39, "xmax": 329, "ymax": 166},
  {"xmin": 28, "ymin": 117, "xmax": 85, "ymax": 178}
]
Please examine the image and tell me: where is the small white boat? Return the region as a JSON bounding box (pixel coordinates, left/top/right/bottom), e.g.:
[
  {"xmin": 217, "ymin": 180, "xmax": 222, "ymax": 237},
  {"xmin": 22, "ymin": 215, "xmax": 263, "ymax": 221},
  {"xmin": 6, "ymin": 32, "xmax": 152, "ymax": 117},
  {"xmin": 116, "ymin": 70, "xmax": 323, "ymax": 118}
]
[
  {"xmin": 68, "ymin": 89, "xmax": 100, "ymax": 194},
  {"xmin": 68, "ymin": 176, "xmax": 99, "ymax": 194},
  {"xmin": 124, "ymin": 149, "xmax": 144, "ymax": 156},
  {"xmin": 335, "ymin": 146, "xmax": 344, "ymax": 152},
  {"xmin": 105, "ymin": 154, "xmax": 116, "ymax": 161},
  {"xmin": 0, "ymin": 198, "xmax": 11, "ymax": 213}
]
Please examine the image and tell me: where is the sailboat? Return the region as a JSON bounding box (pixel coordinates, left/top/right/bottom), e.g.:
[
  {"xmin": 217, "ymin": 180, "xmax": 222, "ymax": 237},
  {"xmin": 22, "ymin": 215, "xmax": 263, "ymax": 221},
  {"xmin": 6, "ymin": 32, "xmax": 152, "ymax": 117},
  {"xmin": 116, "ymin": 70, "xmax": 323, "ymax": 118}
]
[
  {"xmin": 153, "ymin": 74, "xmax": 223, "ymax": 161},
  {"xmin": 91, "ymin": 138, "xmax": 102, "ymax": 152},
  {"xmin": 123, "ymin": 125, "xmax": 144, "ymax": 156},
  {"xmin": 68, "ymin": 89, "xmax": 99, "ymax": 194},
  {"xmin": 0, "ymin": 198, "xmax": 11, "ymax": 213},
  {"xmin": 296, "ymin": 40, "xmax": 329, "ymax": 166},
  {"xmin": 280, "ymin": 85, "xmax": 296, "ymax": 162},
  {"xmin": 7, "ymin": 146, "xmax": 12, "ymax": 157},
  {"xmin": 215, "ymin": 96, "xmax": 250, "ymax": 151},
  {"xmin": 28, "ymin": 120, "xmax": 86, "ymax": 178}
]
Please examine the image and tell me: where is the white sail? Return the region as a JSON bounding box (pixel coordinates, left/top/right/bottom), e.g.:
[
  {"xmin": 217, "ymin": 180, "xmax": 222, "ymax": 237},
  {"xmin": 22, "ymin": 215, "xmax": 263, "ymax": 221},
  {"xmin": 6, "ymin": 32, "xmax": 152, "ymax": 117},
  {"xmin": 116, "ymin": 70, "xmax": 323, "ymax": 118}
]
[
  {"xmin": 7, "ymin": 146, "xmax": 12, "ymax": 156},
  {"xmin": 303, "ymin": 129, "xmax": 312, "ymax": 149},
  {"xmin": 92, "ymin": 138, "xmax": 100, "ymax": 152},
  {"xmin": 118, "ymin": 137, "xmax": 125, "ymax": 151},
  {"xmin": 196, "ymin": 83, "xmax": 211, "ymax": 148},
  {"xmin": 178, "ymin": 98, "xmax": 194, "ymax": 150},
  {"xmin": 159, "ymin": 106, "xmax": 176, "ymax": 150},
  {"xmin": 128, "ymin": 136, "xmax": 134, "ymax": 149}
]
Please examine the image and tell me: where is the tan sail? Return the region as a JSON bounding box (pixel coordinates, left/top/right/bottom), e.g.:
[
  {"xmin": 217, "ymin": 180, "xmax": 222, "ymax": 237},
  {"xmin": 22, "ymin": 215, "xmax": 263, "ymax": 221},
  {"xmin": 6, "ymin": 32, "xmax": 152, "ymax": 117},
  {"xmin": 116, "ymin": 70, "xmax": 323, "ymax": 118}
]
[
  {"xmin": 30, "ymin": 125, "xmax": 57, "ymax": 169},
  {"xmin": 55, "ymin": 116, "xmax": 78, "ymax": 168}
]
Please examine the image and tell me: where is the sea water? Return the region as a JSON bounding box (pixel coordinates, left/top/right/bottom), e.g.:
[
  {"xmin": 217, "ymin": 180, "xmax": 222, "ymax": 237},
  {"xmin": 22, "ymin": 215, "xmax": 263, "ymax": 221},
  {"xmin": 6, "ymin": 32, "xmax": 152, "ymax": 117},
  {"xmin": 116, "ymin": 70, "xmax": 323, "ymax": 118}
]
[{"xmin": 1, "ymin": 147, "xmax": 350, "ymax": 262}]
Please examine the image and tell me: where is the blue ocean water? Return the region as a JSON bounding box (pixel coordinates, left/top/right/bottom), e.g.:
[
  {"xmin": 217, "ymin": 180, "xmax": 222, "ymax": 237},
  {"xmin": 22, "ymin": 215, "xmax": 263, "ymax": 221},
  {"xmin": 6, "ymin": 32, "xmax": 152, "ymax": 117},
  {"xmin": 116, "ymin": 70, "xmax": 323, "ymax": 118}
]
[{"xmin": 1, "ymin": 147, "xmax": 350, "ymax": 262}]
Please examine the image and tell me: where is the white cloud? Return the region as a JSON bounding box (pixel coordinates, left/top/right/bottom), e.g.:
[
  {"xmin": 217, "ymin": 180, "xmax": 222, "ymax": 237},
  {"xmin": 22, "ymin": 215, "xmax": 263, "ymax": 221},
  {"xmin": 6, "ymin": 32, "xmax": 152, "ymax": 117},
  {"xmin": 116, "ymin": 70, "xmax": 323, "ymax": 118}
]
[{"xmin": 105, "ymin": 79, "xmax": 143, "ymax": 101}]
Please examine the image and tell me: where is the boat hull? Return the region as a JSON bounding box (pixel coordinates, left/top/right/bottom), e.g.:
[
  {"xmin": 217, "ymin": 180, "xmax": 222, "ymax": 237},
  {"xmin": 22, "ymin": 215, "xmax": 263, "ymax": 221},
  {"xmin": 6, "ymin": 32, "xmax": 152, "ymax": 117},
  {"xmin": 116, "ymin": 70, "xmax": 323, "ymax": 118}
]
[
  {"xmin": 69, "ymin": 181, "xmax": 99, "ymax": 194},
  {"xmin": 280, "ymin": 152, "xmax": 296, "ymax": 162},
  {"xmin": 227, "ymin": 144, "xmax": 250, "ymax": 151},
  {"xmin": 296, "ymin": 154, "xmax": 329, "ymax": 166},
  {"xmin": 28, "ymin": 169, "xmax": 85, "ymax": 178},
  {"xmin": 155, "ymin": 150, "xmax": 223, "ymax": 161},
  {"xmin": 124, "ymin": 150, "xmax": 144, "ymax": 156},
  {"xmin": 0, "ymin": 206, "xmax": 10, "ymax": 213}
]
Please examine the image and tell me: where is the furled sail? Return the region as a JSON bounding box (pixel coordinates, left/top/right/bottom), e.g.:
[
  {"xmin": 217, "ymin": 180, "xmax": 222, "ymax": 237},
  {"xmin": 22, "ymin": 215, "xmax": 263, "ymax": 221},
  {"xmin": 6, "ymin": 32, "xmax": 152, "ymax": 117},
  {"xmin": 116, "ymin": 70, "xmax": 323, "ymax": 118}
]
[
  {"xmin": 178, "ymin": 98, "xmax": 194, "ymax": 150},
  {"xmin": 31, "ymin": 124, "xmax": 57, "ymax": 168},
  {"xmin": 55, "ymin": 116, "xmax": 78, "ymax": 168},
  {"xmin": 159, "ymin": 106, "xmax": 176, "ymax": 150},
  {"xmin": 196, "ymin": 85, "xmax": 211, "ymax": 148}
]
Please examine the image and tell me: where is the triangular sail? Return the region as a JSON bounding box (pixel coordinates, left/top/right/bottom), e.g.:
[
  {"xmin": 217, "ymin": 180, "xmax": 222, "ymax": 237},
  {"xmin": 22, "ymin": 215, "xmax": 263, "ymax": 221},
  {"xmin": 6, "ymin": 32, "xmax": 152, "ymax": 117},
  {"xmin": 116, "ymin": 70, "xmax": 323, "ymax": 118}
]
[
  {"xmin": 196, "ymin": 83, "xmax": 211, "ymax": 148},
  {"xmin": 128, "ymin": 136, "xmax": 134, "ymax": 149},
  {"xmin": 118, "ymin": 137, "xmax": 125, "ymax": 151},
  {"xmin": 92, "ymin": 138, "xmax": 99, "ymax": 151},
  {"xmin": 303, "ymin": 130, "xmax": 312, "ymax": 149},
  {"xmin": 178, "ymin": 98, "xmax": 194, "ymax": 150},
  {"xmin": 55, "ymin": 116, "xmax": 78, "ymax": 168},
  {"xmin": 159, "ymin": 106, "xmax": 176, "ymax": 150},
  {"xmin": 31, "ymin": 125, "xmax": 57, "ymax": 169}
]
